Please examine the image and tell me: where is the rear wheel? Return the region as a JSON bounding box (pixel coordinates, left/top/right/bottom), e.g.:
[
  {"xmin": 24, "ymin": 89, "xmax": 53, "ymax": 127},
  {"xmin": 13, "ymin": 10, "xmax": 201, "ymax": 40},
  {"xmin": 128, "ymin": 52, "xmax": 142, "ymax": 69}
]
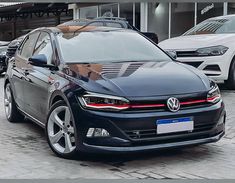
[
  {"xmin": 225, "ymin": 59, "xmax": 235, "ymax": 89},
  {"xmin": 0, "ymin": 65, "xmax": 5, "ymax": 75},
  {"xmin": 4, "ymin": 83, "xmax": 24, "ymax": 122},
  {"xmin": 46, "ymin": 101, "xmax": 78, "ymax": 158}
]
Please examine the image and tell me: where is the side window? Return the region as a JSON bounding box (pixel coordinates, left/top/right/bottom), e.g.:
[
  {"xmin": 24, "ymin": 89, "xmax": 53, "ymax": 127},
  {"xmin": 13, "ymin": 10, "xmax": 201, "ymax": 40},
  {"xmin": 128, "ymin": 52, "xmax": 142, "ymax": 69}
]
[
  {"xmin": 20, "ymin": 32, "xmax": 40, "ymax": 59},
  {"xmin": 33, "ymin": 32, "xmax": 53, "ymax": 64}
]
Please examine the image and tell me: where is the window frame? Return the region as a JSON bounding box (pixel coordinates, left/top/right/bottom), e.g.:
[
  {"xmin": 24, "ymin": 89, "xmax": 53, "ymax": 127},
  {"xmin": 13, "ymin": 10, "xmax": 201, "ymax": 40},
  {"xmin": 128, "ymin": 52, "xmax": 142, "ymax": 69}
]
[
  {"xmin": 32, "ymin": 31, "xmax": 55, "ymax": 65},
  {"xmin": 18, "ymin": 31, "xmax": 40, "ymax": 60}
]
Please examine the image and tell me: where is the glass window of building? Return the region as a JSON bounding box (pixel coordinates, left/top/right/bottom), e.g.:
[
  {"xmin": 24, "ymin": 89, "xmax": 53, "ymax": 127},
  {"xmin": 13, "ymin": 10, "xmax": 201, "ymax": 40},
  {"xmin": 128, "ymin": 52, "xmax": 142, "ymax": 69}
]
[
  {"xmin": 79, "ymin": 6, "xmax": 98, "ymax": 19},
  {"xmin": 135, "ymin": 3, "xmax": 141, "ymax": 30},
  {"xmin": 228, "ymin": 3, "xmax": 235, "ymax": 14},
  {"xmin": 99, "ymin": 4, "xmax": 118, "ymax": 17},
  {"xmin": 197, "ymin": 3, "xmax": 223, "ymax": 24},
  {"xmin": 171, "ymin": 3, "xmax": 195, "ymax": 37},
  {"xmin": 120, "ymin": 3, "xmax": 133, "ymax": 26},
  {"xmin": 148, "ymin": 2, "xmax": 169, "ymax": 42}
]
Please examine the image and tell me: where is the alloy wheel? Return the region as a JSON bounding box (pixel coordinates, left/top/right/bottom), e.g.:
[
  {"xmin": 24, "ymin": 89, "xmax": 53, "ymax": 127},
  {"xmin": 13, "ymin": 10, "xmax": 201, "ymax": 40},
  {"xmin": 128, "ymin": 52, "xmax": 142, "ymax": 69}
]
[
  {"xmin": 4, "ymin": 85, "xmax": 12, "ymax": 119},
  {"xmin": 47, "ymin": 105, "xmax": 76, "ymax": 154}
]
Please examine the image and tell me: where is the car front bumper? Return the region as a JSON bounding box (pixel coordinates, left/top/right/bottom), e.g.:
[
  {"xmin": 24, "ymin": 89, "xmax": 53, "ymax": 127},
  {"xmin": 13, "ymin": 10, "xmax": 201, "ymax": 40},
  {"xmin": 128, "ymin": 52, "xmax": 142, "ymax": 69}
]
[
  {"xmin": 72, "ymin": 100, "xmax": 226, "ymax": 153},
  {"xmin": 82, "ymin": 131, "xmax": 224, "ymax": 153},
  {"xmin": 176, "ymin": 54, "xmax": 232, "ymax": 82}
]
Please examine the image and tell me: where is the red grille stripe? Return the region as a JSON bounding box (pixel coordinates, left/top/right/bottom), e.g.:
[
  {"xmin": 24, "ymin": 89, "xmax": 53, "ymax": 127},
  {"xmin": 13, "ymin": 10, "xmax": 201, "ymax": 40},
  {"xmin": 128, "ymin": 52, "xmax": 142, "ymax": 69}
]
[{"xmin": 180, "ymin": 99, "xmax": 207, "ymax": 105}]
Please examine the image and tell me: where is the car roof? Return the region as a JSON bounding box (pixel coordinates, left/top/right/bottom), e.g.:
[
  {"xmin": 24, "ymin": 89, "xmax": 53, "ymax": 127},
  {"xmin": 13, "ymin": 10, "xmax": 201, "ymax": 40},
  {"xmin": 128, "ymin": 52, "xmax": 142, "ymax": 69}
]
[
  {"xmin": 58, "ymin": 17, "xmax": 129, "ymax": 26},
  {"xmin": 0, "ymin": 41, "xmax": 9, "ymax": 46},
  {"xmin": 33, "ymin": 25, "xmax": 134, "ymax": 34}
]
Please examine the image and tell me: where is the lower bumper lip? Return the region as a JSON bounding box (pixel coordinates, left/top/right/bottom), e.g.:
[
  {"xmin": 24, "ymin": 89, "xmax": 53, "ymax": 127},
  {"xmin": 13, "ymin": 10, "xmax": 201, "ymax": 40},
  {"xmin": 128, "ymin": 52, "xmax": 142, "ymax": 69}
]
[{"xmin": 82, "ymin": 131, "xmax": 225, "ymax": 153}]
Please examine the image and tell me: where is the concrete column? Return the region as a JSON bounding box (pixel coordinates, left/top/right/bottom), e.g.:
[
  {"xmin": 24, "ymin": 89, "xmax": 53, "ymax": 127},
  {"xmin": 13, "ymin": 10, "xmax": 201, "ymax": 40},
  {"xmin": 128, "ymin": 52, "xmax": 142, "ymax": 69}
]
[
  {"xmin": 140, "ymin": 2, "xmax": 148, "ymax": 32},
  {"xmin": 224, "ymin": 2, "xmax": 228, "ymax": 15},
  {"xmin": 68, "ymin": 3, "xmax": 79, "ymax": 20}
]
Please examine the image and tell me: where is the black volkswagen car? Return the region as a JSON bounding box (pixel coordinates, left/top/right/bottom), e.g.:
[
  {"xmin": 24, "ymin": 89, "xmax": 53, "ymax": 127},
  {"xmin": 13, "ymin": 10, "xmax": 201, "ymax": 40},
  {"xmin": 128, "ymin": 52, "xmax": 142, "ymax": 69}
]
[{"xmin": 4, "ymin": 25, "xmax": 225, "ymax": 158}]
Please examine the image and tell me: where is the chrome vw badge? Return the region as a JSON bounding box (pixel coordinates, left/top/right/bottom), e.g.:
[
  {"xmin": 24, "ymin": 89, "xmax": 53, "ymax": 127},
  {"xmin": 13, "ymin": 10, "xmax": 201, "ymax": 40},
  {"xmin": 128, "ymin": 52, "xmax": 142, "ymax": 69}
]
[{"xmin": 167, "ymin": 97, "xmax": 180, "ymax": 112}]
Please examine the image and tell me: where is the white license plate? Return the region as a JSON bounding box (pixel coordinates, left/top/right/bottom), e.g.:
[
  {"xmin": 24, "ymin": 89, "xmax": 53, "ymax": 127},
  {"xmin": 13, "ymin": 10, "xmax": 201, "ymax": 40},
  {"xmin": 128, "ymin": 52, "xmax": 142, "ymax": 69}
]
[{"xmin": 156, "ymin": 117, "xmax": 194, "ymax": 134}]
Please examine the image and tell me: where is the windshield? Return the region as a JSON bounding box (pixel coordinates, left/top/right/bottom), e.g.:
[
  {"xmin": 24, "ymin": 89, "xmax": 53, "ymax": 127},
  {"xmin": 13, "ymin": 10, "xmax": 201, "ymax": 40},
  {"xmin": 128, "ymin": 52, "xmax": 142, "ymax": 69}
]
[
  {"xmin": 57, "ymin": 31, "xmax": 170, "ymax": 63},
  {"xmin": 184, "ymin": 17, "xmax": 235, "ymax": 35}
]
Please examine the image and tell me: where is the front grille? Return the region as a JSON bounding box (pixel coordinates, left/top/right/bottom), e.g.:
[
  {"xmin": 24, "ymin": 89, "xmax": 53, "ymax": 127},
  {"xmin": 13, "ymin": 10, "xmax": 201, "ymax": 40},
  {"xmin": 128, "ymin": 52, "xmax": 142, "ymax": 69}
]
[
  {"xmin": 126, "ymin": 97, "xmax": 210, "ymax": 112},
  {"xmin": 125, "ymin": 123, "xmax": 215, "ymax": 139},
  {"xmin": 181, "ymin": 61, "xmax": 203, "ymax": 68}
]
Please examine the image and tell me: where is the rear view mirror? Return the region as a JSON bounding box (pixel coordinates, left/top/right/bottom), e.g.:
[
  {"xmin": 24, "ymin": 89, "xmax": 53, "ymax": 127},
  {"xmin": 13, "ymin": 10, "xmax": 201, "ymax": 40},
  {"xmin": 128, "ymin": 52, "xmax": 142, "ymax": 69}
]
[
  {"xmin": 166, "ymin": 51, "xmax": 177, "ymax": 60},
  {"xmin": 28, "ymin": 54, "xmax": 47, "ymax": 66}
]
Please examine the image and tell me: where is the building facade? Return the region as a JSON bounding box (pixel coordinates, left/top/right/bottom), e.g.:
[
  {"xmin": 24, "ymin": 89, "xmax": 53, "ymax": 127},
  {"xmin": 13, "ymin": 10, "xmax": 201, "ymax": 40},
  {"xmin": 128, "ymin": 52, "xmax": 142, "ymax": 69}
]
[
  {"xmin": 69, "ymin": 2, "xmax": 235, "ymax": 42},
  {"xmin": 0, "ymin": 3, "xmax": 73, "ymax": 41}
]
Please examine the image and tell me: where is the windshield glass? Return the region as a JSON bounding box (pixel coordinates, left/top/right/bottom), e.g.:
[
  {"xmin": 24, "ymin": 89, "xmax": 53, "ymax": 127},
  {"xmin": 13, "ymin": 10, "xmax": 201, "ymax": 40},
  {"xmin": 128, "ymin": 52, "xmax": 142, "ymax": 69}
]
[
  {"xmin": 184, "ymin": 17, "xmax": 235, "ymax": 35},
  {"xmin": 57, "ymin": 31, "xmax": 170, "ymax": 63}
]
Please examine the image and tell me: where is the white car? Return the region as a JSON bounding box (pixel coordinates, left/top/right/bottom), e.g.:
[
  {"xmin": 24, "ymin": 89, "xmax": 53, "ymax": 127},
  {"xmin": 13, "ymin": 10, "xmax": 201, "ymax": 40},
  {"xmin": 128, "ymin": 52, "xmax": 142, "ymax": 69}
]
[{"xmin": 159, "ymin": 15, "xmax": 235, "ymax": 89}]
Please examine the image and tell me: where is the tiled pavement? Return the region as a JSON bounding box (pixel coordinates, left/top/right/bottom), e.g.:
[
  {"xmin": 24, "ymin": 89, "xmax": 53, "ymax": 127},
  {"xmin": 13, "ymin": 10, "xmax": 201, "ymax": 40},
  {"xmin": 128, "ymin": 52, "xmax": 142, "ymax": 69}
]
[{"xmin": 0, "ymin": 76, "xmax": 234, "ymax": 179}]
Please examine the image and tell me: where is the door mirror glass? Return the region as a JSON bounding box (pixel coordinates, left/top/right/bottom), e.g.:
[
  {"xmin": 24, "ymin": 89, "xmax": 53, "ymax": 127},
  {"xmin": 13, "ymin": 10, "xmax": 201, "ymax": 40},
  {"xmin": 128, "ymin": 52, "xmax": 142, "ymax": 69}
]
[
  {"xmin": 166, "ymin": 51, "xmax": 177, "ymax": 60},
  {"xmin": 28, "ymin": 54, "xmax": 47, "ymax": 66}
]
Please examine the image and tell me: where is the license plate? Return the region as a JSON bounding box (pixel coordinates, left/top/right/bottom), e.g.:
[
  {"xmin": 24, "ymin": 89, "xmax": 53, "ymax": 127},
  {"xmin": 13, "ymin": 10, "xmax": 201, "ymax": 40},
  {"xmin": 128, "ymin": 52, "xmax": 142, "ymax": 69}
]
[{"xmin": 156, "ymin": 117, "xmax": 194, "ymax": 134}]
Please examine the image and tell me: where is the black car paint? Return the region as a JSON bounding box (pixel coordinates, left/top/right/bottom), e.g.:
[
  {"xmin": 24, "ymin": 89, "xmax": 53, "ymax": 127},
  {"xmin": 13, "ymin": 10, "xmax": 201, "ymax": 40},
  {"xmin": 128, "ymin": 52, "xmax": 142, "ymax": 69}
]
[
  {"xmin": 0, "ymin": 43, "xmax": 9, "ymax": 74},
  {"xmin": 5, "ymin": 27, "xmax": 225, "ymax": 153}
]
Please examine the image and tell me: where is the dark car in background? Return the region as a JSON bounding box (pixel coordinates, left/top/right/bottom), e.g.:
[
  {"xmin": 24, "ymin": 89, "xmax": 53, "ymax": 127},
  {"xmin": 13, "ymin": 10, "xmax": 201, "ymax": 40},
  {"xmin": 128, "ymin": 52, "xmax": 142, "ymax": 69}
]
[
  {"xmin": 0, "ymin": 36, "xmax": 25, "ymax": 75},
  {"xmin": 59, "ymin": 17, "xmax": 158, "ymax": 44},
  {"xmin": 4, "ymin": 25, "xmax": 225, "ymax": 158},
  {"xmin": 5, "ymin": 35, "xmax": 26, "ymax": 66},
  {"xmin": 0, "ymin": 41, "xmax": 9, "ymax": 74}
]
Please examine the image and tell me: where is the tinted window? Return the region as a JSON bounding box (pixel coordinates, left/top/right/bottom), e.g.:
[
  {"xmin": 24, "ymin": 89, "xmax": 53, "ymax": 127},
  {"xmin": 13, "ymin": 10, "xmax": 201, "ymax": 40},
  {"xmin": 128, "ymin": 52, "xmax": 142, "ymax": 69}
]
[
  {"xmin": 20, "ymin": 32, "xmax": 40, "ymax": 59},
  {"xmin": 33, "ymin": 32, "xmax": 53, "ymax": 64},
  {"xmin": 57, "ymin": 31, "xmax": 170, "ymax": 63}
]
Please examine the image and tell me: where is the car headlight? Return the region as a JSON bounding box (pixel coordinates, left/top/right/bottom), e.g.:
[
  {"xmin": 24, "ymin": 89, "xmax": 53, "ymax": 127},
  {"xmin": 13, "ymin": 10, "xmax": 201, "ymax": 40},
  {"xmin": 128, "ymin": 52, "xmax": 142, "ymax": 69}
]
[
  {"xmin": 207, "ymin": 83, "xmax": 221, "ymax": 103},
  {"xmin": 79, "ymin": 92, "xmax": 130, "ymax": 111},
  {"xmin": 196, "ymin": 45, "xmax": 228, "ymax": 56}
]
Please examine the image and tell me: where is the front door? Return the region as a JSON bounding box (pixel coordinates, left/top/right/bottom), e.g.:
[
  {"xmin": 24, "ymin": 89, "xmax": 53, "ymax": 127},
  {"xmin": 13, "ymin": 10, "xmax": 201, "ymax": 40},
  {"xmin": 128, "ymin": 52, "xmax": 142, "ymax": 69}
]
[
  {"xmin": 23, "ymin": 31, "xmax": 55, "ymax": 124},
  {"xmin": 11, "ymin": 32, "xmax": 40, "ymax": 111}
]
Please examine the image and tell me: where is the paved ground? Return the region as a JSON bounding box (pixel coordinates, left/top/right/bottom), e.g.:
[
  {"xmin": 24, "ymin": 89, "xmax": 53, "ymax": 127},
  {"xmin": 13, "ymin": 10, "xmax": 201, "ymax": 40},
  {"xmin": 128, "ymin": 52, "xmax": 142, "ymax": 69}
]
[{"xmin": 0, "ymin": 76, "xmax": 235, "ymax": 179}]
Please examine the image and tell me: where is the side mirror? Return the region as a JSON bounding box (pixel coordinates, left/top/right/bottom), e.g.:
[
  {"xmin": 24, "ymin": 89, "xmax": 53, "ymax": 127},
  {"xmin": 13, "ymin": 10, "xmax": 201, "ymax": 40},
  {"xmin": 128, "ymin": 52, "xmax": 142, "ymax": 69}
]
[
  {"xmin": 166, "ymin": 51, "xmax": 177, "ymax": 60},
  {"xmin": 28, "ymin": 54, "xmax": 47, "ymax": 66}
]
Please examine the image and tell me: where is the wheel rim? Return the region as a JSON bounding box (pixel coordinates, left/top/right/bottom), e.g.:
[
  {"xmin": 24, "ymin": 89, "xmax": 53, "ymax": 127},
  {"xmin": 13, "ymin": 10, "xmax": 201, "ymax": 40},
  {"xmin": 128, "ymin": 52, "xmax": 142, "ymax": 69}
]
[
  {"xmin": 48, "ymin": 106, "xmax": 76, "ymax": 154},
  {"xmin": 4, "ymin": 86, "xmax": 12, "ymax": 119}
]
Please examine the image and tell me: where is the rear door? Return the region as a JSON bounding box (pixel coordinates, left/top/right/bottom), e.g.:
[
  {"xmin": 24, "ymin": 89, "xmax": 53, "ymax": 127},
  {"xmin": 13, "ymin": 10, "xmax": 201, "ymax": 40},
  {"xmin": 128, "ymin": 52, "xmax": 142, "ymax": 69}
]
[
  {"xmin": 11, "ymin": 32, "xmax": 40, "ymax": 111},
  {"xmin": 23, "ymin": 31, "xmax": 55, "ymax": 124}
]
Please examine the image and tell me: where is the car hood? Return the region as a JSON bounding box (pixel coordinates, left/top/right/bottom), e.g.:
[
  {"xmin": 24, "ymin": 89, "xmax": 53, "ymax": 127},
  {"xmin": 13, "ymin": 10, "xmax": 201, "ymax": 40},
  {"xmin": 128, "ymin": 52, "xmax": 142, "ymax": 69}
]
[
  {"xmin": 64, "ymin": 61, "xmax": 210, "ymax": 98},
  {"xmin": 158, "ymin": 34, "xmax": 235, "ymax": 50}
]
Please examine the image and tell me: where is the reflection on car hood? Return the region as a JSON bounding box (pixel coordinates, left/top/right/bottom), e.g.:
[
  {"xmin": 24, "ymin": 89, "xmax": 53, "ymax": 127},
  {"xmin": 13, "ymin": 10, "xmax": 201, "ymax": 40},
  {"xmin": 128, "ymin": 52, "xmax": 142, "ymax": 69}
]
[
  {"xmin": 64, "ymin": 61, "xmax": 210, "ymax": 97},
  {"xmin": 159, "ymin": 34, "xmax": 235, "ymax": 50}
]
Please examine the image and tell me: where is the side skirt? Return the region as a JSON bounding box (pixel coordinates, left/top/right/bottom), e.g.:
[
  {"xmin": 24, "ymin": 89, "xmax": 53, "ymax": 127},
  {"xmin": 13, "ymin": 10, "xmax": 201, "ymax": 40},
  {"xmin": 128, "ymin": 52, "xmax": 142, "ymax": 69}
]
[{"xmin": 18, "ymin": 108, "xmax": 45, "ymax": 128}]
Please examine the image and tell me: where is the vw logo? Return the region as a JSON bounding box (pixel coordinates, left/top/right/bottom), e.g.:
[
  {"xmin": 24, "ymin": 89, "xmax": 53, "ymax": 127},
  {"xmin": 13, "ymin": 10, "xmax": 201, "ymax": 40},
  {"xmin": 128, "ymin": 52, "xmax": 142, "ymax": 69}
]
[{"xmin": 167, "ymin": 97, "xmax": 180, "ymax": 112}]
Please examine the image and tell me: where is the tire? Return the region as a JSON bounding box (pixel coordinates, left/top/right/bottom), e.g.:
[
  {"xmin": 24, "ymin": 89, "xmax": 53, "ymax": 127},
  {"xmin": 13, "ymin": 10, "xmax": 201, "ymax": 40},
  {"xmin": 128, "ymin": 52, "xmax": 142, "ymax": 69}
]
[
  {"xmin": 4, "ymin": 83, "xmax": 25, "ymax": 122},
  {"xmin": 0, "ymin": 66, "xmax": 5, "ymax": 75},
  {"xmin": 46, "ymin": 100, "xmax": 78, "ymax": 159},
  {"xmin": 225, "ymin": 58, "xmax": 235, "ymax": 90}
]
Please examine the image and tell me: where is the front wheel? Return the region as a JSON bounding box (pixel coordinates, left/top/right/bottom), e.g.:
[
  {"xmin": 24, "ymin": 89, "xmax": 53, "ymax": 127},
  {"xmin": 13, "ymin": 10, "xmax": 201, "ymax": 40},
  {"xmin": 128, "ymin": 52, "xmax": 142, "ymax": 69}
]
[
  {"xmin": 46, "ymin": 101, "xmax": 78, "ymax": 158},
  {"xmin": 225, "ymin": 59, "xmax": 235, "ymax": 89}
]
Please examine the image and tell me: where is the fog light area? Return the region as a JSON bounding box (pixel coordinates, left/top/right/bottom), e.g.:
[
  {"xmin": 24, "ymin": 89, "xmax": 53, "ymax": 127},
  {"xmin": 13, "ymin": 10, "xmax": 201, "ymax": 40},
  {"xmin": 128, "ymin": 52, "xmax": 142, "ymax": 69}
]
[
  {"xmin": 86, "ymin": 128, "xmax": 110, "ymax": 137},
  {"xmin": 218, "ymin": 115, "xmax": 226, "ymax": 125}
]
